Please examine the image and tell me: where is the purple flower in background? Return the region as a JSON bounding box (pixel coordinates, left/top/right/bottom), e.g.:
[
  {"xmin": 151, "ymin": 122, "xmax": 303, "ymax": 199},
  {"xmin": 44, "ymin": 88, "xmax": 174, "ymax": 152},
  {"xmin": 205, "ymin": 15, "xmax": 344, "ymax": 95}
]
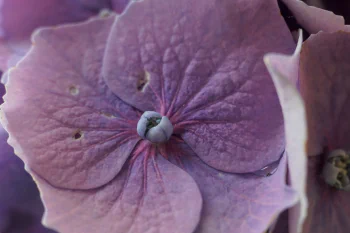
[
  {"xmin": 265, "ymin": 8, "xmax": 350, "ymax": 232},
  {"xmin": 0, "ymin": 0, "xmax": 130, "ymax": 72},
  {"xmin": 110, "ymin": 0, "xmax": 130, "ymax": 13},
  {"xmin": 0, "ymin": 126, "xmax": 57, "ymax": 233},
  {"xmin": 0, "ymin": 85, "xmax": 56, "ymax": 233},
  {"xmin": 249, "ymin": 1, "xmax": 347, "ymax": 232},
  {"xmin": 299, "ymin": 31, "xmax": 350, "ymax": 233}
]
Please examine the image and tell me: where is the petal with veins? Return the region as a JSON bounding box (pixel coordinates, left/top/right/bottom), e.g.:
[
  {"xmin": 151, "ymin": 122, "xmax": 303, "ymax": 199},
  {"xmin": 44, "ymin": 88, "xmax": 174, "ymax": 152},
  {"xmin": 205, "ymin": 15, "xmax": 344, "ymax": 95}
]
[
  {"xmin": 1, "ymin": 15, "xmax": 141, "ymax": 190},
  {"xmin": 34, "ymin": 146, "xmax": 202, "ymax": 233},
  {"xmin": 103, "ymin": 0, "xmax": 296, "ymax": 173},
  {"xmin": 163, "ymin": 142, "xmax": 298, "ymax": 233}
]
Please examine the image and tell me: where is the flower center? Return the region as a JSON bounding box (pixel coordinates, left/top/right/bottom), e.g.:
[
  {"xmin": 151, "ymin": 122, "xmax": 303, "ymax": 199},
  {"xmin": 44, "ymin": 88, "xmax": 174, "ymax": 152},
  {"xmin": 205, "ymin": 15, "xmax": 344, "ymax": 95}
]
[
  {"xmin": 137, "ymin": 111, "xmax": 173, "ymax": 144},
  {"xmin": 322, "ymin": 149, "xmax": 350, "ymax": 191}
]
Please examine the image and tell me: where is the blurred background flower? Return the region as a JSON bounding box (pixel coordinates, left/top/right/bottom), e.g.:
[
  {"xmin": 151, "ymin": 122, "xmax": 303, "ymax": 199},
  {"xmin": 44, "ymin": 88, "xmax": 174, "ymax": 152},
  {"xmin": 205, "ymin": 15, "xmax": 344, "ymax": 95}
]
[
  {"xmin": 0, "ymin": 0, "xmax": 130, "ymax": 73},
  {"xmin": 304, "ymin": 0, "xmax": 350, "ymax": 23},
  {"xmin": 266, "ymin": 2, "xmax": 350, "ymax": 231},
  {"xmin": 0, "ymin": 125, "xmax": 57, "ymax": 233}
]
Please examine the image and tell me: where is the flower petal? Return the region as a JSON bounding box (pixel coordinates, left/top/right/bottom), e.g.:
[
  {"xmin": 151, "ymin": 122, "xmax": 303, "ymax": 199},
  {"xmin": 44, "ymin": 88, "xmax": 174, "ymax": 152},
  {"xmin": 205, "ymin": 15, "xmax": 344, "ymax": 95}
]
[
  {"xmin": 299, "ymin": 31, "xmax": 350, "ymax": 155},
  {"xmin": 281, "ymin": 0, "xmax": 345, "ymax": 34},
  {"xmin": 165, "ymin": 142, "xmax": 297, "ymax": 233},
  {"xmin": 33, "ymin": 147, "xmax": 202, "ymax": 233},
  {"xmin": 292, "ymin": 30, "xmax": 350, "ymax": 233},
  {"xmin": 302, "ymin": 156, "xmax": 350, "ymax": 233},
  {"xmin": 0, "ymin": 0, "xmax": 111, "ymax": 41},
  {"xmin": 264, "ymin": 32, "xmax": 308, "ymax": 233},
  {"xmin": 1, "ymin": 15, "xmax": 141, "ymax": 190},
  {"xmin": 103, "ymin": 0, "xmax": 296, "ymax": 173},
  {"xmin": 0, "ymin": 0, "xmax": 118, "ymax": 73}
]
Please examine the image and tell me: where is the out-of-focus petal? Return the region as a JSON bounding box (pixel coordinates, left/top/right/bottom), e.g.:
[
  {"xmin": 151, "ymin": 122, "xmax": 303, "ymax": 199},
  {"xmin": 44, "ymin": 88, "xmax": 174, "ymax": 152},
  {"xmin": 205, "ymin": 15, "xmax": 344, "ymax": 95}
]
[
  {"xmin": 111, "ymin": 0, "xmax": 130, "ymax": 13},
  {"xmin": 300, "ymin": 31, "xmax": 350, "ymax": 155},
  {"xmin": 103, "ymin": 0, "xmax": 296, "ymax": 173},
  {"xmin": 281, "ymin": 0, "xmax": 345, "ymax": 34},
  {"xmin": 33, "ymin": 146, "xmax": 202, "ymax": 233},
  {"xmin": 297, "ymin": 30, "xmax": 350, "ymax": 233},
  {"xmin": 0, "ymin": 39, "xmax": 26, "ymax": 73},
  {"xmin": 264, "ymin": 31, "xmax": 308, "ymax": 233},
  {"xmin": 0, "ymin": 0, "xmax": 118, "ymax": 73},
  {"xmin": 303, "ymin": 0, "xmax": 324, "ymax": 8},
  {"xmin": 302, "ymin": 156, "xmax": 350, "ymax": 233},
  {"xmin": 0, "ymin": 0, "xmax": 111, "ymax": 41},
  {"xmin": 310, "ymin": 0, "xmax": 350, "ymax": 24},
  {"xmin": 0, "ymin": 40, "xmax": 13, "ymax": 72}
]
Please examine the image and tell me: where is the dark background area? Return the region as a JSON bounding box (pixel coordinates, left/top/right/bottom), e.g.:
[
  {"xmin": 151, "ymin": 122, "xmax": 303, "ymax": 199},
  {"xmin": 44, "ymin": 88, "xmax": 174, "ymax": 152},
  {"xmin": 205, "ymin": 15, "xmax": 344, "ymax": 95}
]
[{"xmin": 304, "ymin": 0, "xmax": 350, "ymax": 24}]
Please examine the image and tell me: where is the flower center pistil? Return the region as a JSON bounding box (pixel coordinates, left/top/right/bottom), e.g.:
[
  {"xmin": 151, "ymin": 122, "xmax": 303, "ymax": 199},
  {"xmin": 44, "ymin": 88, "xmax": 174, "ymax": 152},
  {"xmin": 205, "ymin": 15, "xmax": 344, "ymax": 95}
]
[
  {"xmin": 137, "ymin": 111, "xmax": 173, "ymax": 144},
  {"xmin": 322, "ymin": 149, "xmax": 350, "ymax": 191}
]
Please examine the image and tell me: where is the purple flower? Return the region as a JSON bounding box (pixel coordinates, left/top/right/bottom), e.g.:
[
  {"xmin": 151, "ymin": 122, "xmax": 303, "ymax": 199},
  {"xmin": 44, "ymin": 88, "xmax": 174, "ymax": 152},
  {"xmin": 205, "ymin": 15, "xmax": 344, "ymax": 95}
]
[
  {"xmin": 265, "ymin": 5, "xmax": 350, "ymax": 232},
  {"xmin": 0, "ymin": 124, "xmax": 57, "ymax": 232},
  {"xmin": 0, "ymin": 0, "xmax": 129, "ymax": 72},
  {"xmin": 299, "ymin": 31, "xmax": 350, "ymax": 233},
  {"xmin": 0, "ymin": 0, "xmax": 316, "ymax": 232}
]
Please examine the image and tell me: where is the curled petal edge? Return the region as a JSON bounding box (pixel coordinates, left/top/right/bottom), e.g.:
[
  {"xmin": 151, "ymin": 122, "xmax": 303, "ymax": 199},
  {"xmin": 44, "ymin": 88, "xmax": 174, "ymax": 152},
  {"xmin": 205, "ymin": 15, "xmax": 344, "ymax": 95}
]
[{"xmin": 264, "ymin": 30, "xmax": 308, "ymax": 233}]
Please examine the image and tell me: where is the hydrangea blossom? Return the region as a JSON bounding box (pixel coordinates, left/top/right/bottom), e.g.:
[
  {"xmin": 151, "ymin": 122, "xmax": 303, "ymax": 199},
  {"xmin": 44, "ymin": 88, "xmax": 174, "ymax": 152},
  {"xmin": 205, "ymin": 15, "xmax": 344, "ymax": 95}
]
[
  {"xmin": 4, "ymin": 0, "xmax": 348, "ymax": 232},
  {"xmin": 265, "ymin": 17, "xmax": 350, "ymax": 233},
  {"xmin": 0, "ymin": 0, "xmax": 129, "ymax": 72},
  {"xmin": 0, "ymin": 0, "xmax": 310, "ymax": 232},
  {"xmin": 299, "ymin": 31, "xmax": 350, "ymax": 233}
]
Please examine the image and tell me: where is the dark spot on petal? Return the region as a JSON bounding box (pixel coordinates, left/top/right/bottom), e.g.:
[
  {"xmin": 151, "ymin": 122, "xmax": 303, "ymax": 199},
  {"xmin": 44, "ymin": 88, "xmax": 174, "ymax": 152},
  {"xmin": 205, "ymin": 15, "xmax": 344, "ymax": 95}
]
[
  {"xmin": 137, "ymin": 71, "xmax": 150, "ymax": 92},
  {"xmin": 73, "ymin": 130, "xmax": 83, "ymax": 140},
  {"xmin": 101, "ymin": 112, "xmax": 116, "ymax": 118},
  {"xmin": 69, "ymin": 86, "xmax": 79, "ymax": 96}
]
